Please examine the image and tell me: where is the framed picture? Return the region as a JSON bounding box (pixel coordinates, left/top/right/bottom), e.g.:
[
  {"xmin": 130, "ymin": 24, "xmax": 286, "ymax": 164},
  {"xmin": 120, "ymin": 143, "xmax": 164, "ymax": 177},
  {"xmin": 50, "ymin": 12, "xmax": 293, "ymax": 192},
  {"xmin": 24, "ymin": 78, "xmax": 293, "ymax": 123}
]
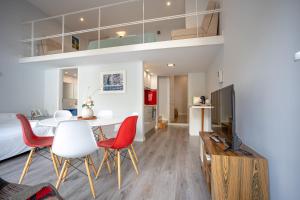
[
  {"xmin": 100, "ymin": 70, "xmax": 126, "ymax": 93},
  {"xmin": 72, "ymin": 36, "xmax": 79, "ymax": 50}
]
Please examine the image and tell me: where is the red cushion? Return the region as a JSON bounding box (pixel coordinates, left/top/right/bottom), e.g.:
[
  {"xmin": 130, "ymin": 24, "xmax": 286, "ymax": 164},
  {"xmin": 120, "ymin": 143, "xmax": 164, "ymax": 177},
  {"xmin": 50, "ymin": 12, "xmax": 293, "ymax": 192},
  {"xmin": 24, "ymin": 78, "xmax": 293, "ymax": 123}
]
[{"xmin": 97, "ymin": 138, "xmax": 115, "ymax": 148}]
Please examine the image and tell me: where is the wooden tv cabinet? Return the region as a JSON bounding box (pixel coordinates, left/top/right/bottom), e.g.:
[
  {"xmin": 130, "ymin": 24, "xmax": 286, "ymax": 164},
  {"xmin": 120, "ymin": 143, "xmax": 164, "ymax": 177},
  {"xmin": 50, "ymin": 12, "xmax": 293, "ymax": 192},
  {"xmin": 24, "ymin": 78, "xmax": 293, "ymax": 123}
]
[{"xmin": 200, "ymin": 132, "xmax": 269, "ymax": 200}]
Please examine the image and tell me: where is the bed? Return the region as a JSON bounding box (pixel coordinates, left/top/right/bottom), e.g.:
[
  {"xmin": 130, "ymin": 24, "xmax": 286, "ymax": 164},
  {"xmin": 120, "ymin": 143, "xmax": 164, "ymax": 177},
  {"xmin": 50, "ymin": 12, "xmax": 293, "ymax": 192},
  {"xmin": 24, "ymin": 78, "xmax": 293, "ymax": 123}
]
[{"xmin": 0, "ymin": 113, "xmax": 51, "ymax": 161}]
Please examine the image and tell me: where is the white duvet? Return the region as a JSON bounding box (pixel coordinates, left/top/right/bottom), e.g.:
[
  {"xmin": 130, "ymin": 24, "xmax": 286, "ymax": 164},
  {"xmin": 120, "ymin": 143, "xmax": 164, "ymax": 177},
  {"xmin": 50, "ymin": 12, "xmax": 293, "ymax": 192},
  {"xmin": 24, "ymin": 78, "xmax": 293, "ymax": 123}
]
[{"xmin": 0, "ymin": 114, "xmax": 51, "ymax": 161}]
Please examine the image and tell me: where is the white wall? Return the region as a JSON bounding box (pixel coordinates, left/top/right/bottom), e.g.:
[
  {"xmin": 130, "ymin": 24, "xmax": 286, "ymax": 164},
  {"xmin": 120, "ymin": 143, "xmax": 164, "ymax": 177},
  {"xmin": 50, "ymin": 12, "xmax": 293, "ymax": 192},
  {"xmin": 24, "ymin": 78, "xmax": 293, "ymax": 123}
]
[
  {"xmin": 77, "ymin": 61, "xmax": 144, "ymax": 141},
  {"xmin": 44, "ymin": 69, "xmax": 61, "ymax": 115},
  {"xmin": 158, "ymin": 76, "xmax": 170, "ymax": 120},
  {"xmin": 206, "ymin": 0, "xmax": 300, "ymax": 199},
  {"xmin": 206, "ymin": 47, "xmax": 223, "ymax": 97},
  {"xmin": 0, "ymin": 0, "xmax": 47, "ymax": 115},
  {"xmin": 187, "ymin": 72, "xmax": 206, "ymax": 106}
]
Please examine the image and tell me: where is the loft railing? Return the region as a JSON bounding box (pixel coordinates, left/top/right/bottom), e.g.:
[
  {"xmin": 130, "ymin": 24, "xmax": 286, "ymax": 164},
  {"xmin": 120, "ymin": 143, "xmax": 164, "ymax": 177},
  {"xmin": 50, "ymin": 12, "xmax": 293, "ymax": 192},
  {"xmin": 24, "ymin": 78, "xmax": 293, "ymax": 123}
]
[{"xmin": 21, "ymin": 0, "xmax": 221, "ymax": 57}]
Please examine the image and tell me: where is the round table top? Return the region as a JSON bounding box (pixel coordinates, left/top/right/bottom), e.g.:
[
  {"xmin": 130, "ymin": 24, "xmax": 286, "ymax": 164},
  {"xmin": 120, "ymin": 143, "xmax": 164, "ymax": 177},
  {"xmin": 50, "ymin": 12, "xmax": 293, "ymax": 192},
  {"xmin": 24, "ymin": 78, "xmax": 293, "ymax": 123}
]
[{"xmin": 39, "ymin": 116, "xmax": 123, "ymax": 127}]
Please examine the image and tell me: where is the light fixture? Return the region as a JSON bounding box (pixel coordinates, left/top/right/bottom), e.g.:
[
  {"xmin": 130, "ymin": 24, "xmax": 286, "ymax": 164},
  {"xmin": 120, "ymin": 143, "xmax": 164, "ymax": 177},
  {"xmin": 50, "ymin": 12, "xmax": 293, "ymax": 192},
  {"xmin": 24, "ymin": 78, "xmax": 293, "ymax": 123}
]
[
  {"xmin": 295, "ymin": 51, "xmax": 300, "ymax": 61},
  {"xmin": 145, "ymin": 69, "xmax": 150, "ymax": 72},
  {"xmin": 150, "ymin": 73, "xmax": 154, "ymax": 76},
  {"xmin": 116, "ymin": 31, "xmax": 126, "ymax": 38},
  {"xmin": 64, "ymin": 71, "xmax": 68, "ymax": 74},
  {"xmin": 167, "ymin": 63, "xmax": 175, "ymax": 67},
  {"xmin": 80, "ymin": 17, "xmax": 84, "ymax": 22},
  {"xmin": 166, "ymin": 1, "xmax": 171, "ymax": 6}
]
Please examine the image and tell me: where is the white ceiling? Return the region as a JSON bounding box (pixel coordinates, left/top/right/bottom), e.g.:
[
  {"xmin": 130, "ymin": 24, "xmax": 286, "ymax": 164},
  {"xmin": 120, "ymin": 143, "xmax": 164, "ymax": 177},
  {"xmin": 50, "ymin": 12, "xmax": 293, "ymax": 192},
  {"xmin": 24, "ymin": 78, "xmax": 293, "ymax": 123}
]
[{"xmin": 27, "ymin": 0, "xmax": 127, "ymax": 17}]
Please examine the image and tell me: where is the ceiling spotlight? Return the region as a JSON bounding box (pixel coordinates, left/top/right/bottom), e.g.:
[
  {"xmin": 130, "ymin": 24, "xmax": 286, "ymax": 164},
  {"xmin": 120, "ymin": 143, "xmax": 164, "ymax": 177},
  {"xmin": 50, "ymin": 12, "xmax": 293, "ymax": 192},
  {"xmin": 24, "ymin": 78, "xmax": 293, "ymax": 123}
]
[
  {"xmin": 167, "ymin": 63, "xmax": 175, "ymax": 67},
  {"xmin": 80, "ymin": 17, "xmax": 84, "ymax": 22},
  {"xmin": 166, "ymin": 1, "xmax": 171, "ymax": 6},
  {"xmin": 145, "ymin": 69, "xmax": 150, "ymax": 72},
  {"xmin": 116, "ymin": 31, "xmax": 126, "ymax": 38},
  {"xmin": 64, "ymin": 71, "xmax": 68, "ymax": 74}
]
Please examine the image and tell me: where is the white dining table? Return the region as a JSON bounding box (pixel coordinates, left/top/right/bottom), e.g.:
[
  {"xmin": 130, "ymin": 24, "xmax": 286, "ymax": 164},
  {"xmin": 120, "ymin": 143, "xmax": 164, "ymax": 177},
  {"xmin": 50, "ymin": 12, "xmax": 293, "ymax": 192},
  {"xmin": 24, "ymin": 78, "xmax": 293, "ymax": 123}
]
[
  {"xmin": 39, "ymin": 116, "xmax": 123, "ymax": 128},
  {"xmin": 39, "ymin": 116, "xmax": 123, "ymax": 139}
]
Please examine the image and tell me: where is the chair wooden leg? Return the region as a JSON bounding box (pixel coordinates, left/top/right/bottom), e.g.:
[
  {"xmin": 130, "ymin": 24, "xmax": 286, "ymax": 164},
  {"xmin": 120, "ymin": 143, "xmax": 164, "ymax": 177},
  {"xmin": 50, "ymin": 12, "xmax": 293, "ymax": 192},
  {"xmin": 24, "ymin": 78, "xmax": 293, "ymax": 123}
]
[
  {"xmin": 56, "ymin": 160, "xmax": 68, "ymax": 190},
  {"xmin": 25, "ymin": 152, "xmax": 34, "ymax": 175},
  {"xmin": 105, "ymin": 150, "xmax": 112, "ymax": 174},
  {"xmin": 128, "ymin": 148, "xmax": 139, "ymax": 175},
  {"xmin": 49, "ymin": 147, "xmax": 59, "ymax": 177},
  {"xmin": 117, "ymin": 150, "xmax": 121, "ymax": 190},
  {"xmin": 131, "ymin": 144, "xmax": 138, "ymax": 163},
  {"xmin": 62, "ymin": 160, "xmax": 70, "ymax": 182},
  {"xmin": 58, "ymin": 157, "xmax": 63, "ymax": 165},
  {"xmin": 88, "ymin": 155, "xmax": 97, "ymax": 176},
  {"xmin": 19, "ymin": 148, "xmax": 35, "ymax": 184},
  {"xmin": 96, "ymin": 150, "xmax": 108, "ymax": 178},
  {"xmin": 85, "ymin": 157, "xmax": 96, "ymax": 199}
]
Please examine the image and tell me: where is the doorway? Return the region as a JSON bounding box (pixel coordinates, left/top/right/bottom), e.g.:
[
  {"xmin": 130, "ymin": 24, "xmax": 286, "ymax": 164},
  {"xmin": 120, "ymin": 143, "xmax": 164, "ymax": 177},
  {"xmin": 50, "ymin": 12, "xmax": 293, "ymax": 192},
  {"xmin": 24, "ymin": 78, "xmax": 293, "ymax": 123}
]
[
  {"xmin": 158, "ymin": 75, "xmax": 188, "ymax": 125},
  {"xmin": 60, "ymin": 68, "xmax": 78, "ymax": 116},
  {"xmin": 171, "ymin": 75, "xmax": 188, "ymax": 124}
]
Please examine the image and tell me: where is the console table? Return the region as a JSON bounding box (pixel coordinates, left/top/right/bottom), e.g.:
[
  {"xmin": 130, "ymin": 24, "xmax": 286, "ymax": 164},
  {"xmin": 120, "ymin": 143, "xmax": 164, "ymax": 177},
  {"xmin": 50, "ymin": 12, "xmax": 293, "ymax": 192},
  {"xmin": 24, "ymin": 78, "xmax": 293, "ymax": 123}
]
[{"xmin": 200, "ymin": 132, "xmax": 269, "ymax": 200}]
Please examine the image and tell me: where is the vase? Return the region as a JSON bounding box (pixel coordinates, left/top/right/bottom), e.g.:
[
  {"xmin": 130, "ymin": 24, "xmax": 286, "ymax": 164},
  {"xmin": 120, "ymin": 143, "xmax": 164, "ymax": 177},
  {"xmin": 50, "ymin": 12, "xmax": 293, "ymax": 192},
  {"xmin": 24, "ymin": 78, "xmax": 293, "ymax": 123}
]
[{"xmin": 82, "ymin": 107, "xmax": 94, "ymax": 118}]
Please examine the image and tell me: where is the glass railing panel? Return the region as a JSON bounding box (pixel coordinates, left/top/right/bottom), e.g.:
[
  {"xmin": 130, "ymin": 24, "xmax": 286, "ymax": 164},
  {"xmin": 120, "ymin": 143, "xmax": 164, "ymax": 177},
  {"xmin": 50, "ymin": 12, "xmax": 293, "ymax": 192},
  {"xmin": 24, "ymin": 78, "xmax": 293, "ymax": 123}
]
[
  {"xmin": 22, "ymin": 23, "xmax": 32, "ymax": 40},
  {"xmin": 100, "ymin": 0, "xmax": 143, "ymax": 27},
  {"xmin": 33, "ymin": 37, "xmax": 62, "ymax": 56},
  {"xmin": 100, "ymin": 24, "xmax": 143, "ymax": 48},
  {"xmin": 21, "ymin": 41, "xmax": 32, "ymax": 57},
  {"xmin": 64, "ymin": 9, "xmax": 98, "ymax": 33},
  {"xmin": 34, "ymin": 17, "xmax": 62, "ymax": 38},
  {"xmin": 144, "ymin": 0, "xmax": 196, "ymax": 19},
  {"xmin": 144, "ymin": 16, "xmax": 197, "ymax": 42},
  {"xmin": 64, "ymin": 31, "xmax": 99, "ymax": 52}
]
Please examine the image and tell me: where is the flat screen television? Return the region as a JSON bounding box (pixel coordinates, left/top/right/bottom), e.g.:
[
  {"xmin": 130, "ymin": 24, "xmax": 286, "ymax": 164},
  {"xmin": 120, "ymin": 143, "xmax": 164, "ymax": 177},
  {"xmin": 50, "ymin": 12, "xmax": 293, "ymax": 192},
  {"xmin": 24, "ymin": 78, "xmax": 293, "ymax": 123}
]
[{"xmin": 211, "ymin": 85, "xmax": 241, "ymax": 150}]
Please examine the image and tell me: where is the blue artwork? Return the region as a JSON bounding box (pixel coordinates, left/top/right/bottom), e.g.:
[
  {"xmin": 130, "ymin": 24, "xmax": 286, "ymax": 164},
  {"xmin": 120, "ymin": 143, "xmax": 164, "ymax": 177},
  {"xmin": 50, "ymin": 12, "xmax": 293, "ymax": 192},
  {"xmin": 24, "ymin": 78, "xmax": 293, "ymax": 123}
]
[{"xmin": 101, "ymin": 71, "xmax": 125, "ymax": 93}]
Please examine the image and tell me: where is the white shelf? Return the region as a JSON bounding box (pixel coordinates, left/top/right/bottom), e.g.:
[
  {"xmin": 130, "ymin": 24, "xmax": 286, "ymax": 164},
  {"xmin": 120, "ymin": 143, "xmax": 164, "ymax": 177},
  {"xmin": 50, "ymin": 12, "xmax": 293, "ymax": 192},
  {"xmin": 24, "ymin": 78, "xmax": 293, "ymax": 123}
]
[{"xmin": 295, "ymin": 51, "xmax": 300, "ymax": 61}]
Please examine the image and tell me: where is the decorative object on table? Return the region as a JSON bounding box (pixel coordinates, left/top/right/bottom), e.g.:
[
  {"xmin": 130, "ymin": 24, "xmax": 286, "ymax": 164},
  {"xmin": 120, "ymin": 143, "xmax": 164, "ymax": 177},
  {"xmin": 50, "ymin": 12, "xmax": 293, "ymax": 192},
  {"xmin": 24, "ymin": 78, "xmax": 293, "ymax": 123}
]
[
  {"xmin": 100, "ymin": 70, "xmax": 126, "ymax": 93},
  {"xmin": 205, "ymin": 99, "xmax": 211, "ymax": 105},
  {"xmin": 72, "ymin": 36, "xmax": 79, "ymax": 50},
  {"xmin": 82, "ymin": 96, "xmax": 94, "ymax": 118},
  {"xmin": 78, "ymin": 116, "xmax": 97, "ymax": 120},
  {"xmin": 200, "ymin": 96, "xmax": 206, "ymax": 104}
]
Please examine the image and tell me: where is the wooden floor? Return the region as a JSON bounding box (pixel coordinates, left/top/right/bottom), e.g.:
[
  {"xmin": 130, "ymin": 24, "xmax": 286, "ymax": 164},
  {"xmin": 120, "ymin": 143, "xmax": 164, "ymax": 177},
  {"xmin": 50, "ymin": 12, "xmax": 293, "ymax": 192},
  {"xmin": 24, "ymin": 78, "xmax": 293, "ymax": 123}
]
[
  {"xmin": 171, "ymin": 115, "xmax": 188, "ymax": 124},
  {"xmin": 0, "ymin": 126, "xmax": 210, "ymax": 200}
]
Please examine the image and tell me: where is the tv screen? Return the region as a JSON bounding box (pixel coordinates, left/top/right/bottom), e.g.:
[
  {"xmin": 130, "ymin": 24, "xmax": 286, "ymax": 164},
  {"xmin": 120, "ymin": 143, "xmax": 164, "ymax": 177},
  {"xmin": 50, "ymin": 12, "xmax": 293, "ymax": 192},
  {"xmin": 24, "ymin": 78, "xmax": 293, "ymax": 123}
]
[{"xmin": 211, "ymin": 85, "xmax": 236, "ymax": 148}]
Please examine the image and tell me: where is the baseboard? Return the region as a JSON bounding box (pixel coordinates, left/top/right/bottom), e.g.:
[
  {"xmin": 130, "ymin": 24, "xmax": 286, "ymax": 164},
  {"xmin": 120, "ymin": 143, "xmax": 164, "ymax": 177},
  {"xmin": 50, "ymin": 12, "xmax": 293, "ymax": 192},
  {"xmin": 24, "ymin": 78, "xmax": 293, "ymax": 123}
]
[{"xmin": 168, "ymin": 123, "xmax": 189, "ymax": 127}]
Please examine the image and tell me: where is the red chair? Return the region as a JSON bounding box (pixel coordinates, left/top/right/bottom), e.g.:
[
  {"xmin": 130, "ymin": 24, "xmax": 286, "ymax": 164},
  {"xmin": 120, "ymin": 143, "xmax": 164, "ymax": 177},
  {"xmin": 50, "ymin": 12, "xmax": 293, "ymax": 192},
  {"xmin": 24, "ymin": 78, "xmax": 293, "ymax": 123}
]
[
  {"xmin": 95, "ymin": 115, "xmax": 139, "ymax": 189},
  {"xmin": 16, "ymin": 114, "xmax": 59, "ymax": 184}
]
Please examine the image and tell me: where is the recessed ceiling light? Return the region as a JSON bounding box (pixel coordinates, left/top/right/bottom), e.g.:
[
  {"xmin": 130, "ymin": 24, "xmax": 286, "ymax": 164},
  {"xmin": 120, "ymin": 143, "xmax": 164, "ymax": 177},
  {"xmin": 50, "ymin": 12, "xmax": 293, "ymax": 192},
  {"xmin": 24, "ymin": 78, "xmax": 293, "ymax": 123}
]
[
  {"xmin": 145, "ymin": 69, "xmax": 150, "ymax": 72},
  {"xmin": 80, "ymin": 17, "xmax": 84, "ymax": 22},
  {"xmin": 116, "ymin": 31, "xmax": 126, "ymax": 37},
  {"xmin": 166, "ymin": 1, "xmax": 171, "ymax": 6},
  {"xmin": 167, "ymin": 63, "xmax": 175, "ymax": 67},
  {"xmin": 64, "ymin": 71, "xmax": 68, "ymax": 74}
]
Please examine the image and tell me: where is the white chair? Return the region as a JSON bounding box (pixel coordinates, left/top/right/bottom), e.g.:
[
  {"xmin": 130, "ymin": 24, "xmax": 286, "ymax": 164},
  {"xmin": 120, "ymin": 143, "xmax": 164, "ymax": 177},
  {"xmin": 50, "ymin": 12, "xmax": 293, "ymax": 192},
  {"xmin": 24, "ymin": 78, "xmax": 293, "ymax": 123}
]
[
  {"xmin": 53, "ymin": 110, "xmax": 72, "ymax": 120},
  {"xmin": 52, "ymin": 121, "xmax": 98, "ymax": 199},
  {"xmin": 97, "ymin": 110, "xmax": 113, "ymax": 119}
]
